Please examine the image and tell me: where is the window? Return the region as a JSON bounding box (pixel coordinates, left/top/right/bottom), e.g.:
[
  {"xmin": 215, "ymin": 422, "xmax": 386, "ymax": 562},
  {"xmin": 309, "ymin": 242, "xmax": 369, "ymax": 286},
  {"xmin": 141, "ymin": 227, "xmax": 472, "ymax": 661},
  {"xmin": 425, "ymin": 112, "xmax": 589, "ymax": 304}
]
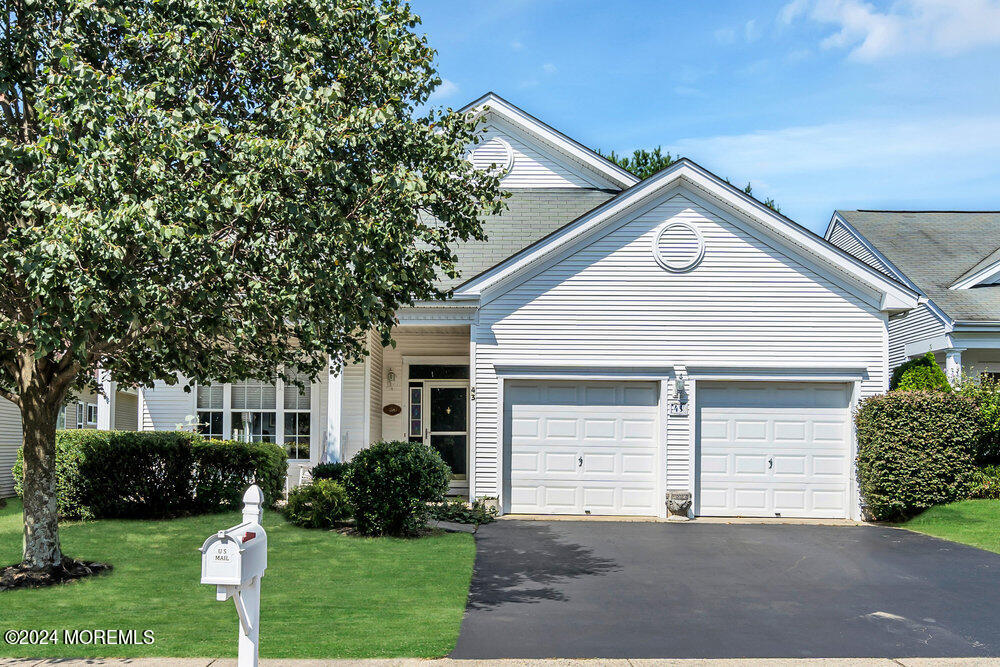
[
  {"xmin": 197, "ymin": 383, "xmax": 224, "ymax": 439},
  {"xmin": 283, "ymin": 374, "xmax": 312, "ymax": 460},
  {"xmin": 86, "ymin": 403, "xmax": 98, "ymax": 425},
  {"xmin": 231, "ymin": 380, "xmax": 277, "ymax": 443},
  {"xmin": 56, "ymin": 407, "xmax": 66, "ymax": 430},
  {"xmin": 409, "ymin": 364, "xmax": 469, "ymax": 380},
  {"xmin": 76, "ymin": 402, "xmax": 85, "ymax": 428},
  {"xmin": 983, "ymin": 372, "xmax": 1000, "ymax": 384},
  {"xmin": 409, "ymin": 382, "xmax": 423, "ymax": 443}
]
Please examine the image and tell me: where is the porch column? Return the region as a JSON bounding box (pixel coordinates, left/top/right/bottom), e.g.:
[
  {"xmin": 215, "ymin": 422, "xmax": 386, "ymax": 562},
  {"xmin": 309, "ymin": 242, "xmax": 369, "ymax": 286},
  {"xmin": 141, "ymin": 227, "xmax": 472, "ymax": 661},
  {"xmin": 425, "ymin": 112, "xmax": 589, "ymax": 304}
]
[
  {"xmin": 944, "ymin": 348, "xmax": 965, "ymax": 385},
  {"xmin": 325, "ymin": 360, "xmax": 343, "ymax": 463},
  {"xmin": 96, "ymin": 369, "xmax": 116, "ymax": 431}
]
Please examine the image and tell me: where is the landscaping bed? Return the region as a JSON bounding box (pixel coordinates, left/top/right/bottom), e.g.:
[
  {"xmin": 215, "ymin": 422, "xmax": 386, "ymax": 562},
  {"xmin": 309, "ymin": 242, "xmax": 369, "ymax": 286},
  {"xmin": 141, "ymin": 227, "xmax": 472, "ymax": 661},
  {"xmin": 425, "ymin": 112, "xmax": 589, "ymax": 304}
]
[{"xmin": 0, "ymin": 498, "xmax": 475, "ymax": 658}]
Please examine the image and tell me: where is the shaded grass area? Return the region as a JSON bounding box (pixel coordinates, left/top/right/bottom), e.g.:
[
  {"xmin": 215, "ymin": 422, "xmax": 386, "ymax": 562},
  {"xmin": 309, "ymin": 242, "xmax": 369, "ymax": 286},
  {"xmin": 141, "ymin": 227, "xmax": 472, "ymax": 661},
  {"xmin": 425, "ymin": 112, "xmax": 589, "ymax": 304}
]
[
  {"xmin": 896, "ymin": 499, "xmax": 1000, "ymax": 554},
  {"xmin": 0, "ymin": 498, "xmax": 474, "ymax": 658}
]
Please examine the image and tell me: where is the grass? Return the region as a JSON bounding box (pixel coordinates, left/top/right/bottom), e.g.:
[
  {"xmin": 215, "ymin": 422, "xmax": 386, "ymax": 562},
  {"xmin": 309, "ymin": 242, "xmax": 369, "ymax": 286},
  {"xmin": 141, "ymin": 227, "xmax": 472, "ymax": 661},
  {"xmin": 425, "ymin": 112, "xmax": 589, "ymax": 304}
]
[
  {"xmin": 896, "ymin": 499, "xmax": 1000, "ymax": 554},
  {"xmin": 0, "ymin": 498, "xmax": 474, "ymax": 659}
]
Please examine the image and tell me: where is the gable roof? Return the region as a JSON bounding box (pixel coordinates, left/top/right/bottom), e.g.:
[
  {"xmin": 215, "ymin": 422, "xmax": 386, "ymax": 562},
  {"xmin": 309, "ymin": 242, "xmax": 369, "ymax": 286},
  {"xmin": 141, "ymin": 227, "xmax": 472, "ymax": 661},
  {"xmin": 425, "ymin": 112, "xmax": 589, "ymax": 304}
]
[
  {"xmin": 454, "ymin": 159, "xmax": 919, "ymax": 313},
  {"xmin": 459, "ymin": 92, "xmax": 639, "ymax": 191},
  {"xmin": 830, "ymin": 210, "xmax": 1000, "ymax": 322}
]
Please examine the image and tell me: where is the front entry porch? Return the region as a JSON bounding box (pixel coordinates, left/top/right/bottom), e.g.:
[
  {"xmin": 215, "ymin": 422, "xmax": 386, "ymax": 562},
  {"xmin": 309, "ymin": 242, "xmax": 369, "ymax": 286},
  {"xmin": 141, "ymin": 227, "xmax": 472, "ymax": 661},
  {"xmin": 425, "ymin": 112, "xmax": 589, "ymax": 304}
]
[{"xmin": 331, "ymin": 323, "xmax": 473, "ymax": 496}]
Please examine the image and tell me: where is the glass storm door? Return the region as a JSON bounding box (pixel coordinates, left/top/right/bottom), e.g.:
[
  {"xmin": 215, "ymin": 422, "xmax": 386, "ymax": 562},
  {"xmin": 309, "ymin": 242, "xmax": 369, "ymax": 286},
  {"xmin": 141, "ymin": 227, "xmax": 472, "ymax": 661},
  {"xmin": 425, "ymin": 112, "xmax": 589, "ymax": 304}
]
[{"xmin": 425, "ymin": 381, "xmax": 468, "ymax": 480}]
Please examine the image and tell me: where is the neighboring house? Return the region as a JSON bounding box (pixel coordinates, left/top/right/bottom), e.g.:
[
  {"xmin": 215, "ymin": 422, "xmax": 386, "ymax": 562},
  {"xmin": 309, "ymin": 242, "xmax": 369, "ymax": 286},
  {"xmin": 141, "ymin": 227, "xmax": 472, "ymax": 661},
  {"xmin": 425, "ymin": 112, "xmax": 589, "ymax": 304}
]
[
  {"xmin": 826, "ymin": 211, "xmax": 1000, "ymax": 379},
  {"xmin": 138, "ymin": 92, "xmax": 919, "ymax": 520},
  {"xmin": 0, "ymin": 380, "xmax": 139, "ymax": 498}
]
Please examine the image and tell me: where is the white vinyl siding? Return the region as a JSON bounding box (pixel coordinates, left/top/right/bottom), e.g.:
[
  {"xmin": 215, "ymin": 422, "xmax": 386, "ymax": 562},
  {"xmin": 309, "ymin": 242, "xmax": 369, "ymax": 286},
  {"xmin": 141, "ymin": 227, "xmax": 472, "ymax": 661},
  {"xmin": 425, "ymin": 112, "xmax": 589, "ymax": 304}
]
[
  {"xmin": 114, "ymin": 393, "xmax": 138, "ymax": 431},
  {"xmin": 827, "ymin": 220, "xmax": 895, "ymax": 277},
  {"xmin": 478, "ymin": 121, "xmax": 612, "ymax": 190},
  {"xmin": 473, "ymin": 192, "xmax": 889, "ymax": 499},
  {"xmin": 0, "ymin": 398, "xmax": 20, "ymax": 497},
  {"xmin": 340, "ymin": 361, "xmax": 366, "ymax": 460},
  {"xmin": 140, "ymin": 377, "xmax": 195, "ymax": 431},
  {"xmin": 887, "ymin": 303, "xmax": 948, "ymax": 369}
]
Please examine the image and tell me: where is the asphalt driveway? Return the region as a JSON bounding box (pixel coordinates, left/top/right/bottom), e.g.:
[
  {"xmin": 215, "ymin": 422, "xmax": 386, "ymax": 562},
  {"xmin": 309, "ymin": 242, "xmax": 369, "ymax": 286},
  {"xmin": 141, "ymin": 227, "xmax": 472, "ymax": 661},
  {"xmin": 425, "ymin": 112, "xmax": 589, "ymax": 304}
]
[{"xmin": 450, "ymin": 520, "xmax": 1000, "ymax": 659}]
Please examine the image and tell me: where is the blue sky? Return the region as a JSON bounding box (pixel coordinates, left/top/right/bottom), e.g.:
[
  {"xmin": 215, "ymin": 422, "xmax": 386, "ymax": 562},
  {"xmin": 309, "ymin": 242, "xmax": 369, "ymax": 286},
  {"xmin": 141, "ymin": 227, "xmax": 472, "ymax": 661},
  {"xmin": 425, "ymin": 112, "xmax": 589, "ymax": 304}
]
[{"xmin": 416, "ymin": 0, "xmax": 1000, "ymax": 233}]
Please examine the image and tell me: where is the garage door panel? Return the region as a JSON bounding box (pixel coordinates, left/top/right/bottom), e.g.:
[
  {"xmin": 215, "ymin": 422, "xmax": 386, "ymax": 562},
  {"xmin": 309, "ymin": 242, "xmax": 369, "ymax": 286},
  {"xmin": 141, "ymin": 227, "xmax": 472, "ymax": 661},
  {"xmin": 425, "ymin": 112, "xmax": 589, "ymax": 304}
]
[
  {"xmin": 697, "ymin": 382, "xmax": 851, "ymax": 519},
  {"xmin": 506, "ymin": 381, "xmax": 659, "ymax": 516}
]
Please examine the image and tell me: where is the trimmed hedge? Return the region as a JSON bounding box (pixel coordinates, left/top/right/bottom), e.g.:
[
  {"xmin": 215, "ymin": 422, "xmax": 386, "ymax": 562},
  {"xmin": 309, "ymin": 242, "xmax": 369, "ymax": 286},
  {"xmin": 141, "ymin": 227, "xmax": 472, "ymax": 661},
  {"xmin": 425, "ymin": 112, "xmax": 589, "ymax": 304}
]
[
  {"xmin": 284, "ymin": 479, "xmax": 351, "ymax": 529},
  {"xmin": 13, "ymin": 430, "xmax": 285, "ymax": 520},
  {"xmin": 890, "ymin": 352, "xmax": 951, "ymax": 392},
  {"xmin": 343, "ymin": 440, "xmax": 450, "ymax": 536},
  {"xmin": 310, "ymin": 461, "xmax": 351, "ymax": 482},
  {"xmin": 855, "ymin": 391, "xmax": 980, "ymax": 521}
]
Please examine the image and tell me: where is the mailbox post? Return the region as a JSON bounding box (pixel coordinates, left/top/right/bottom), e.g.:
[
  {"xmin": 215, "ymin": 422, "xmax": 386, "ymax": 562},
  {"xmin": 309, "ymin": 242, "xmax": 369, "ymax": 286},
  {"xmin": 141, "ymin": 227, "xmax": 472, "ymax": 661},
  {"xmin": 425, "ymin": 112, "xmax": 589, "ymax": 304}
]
[{"xmin": 199, "ymin": 485, "xmax": 267, "ymax": 667}]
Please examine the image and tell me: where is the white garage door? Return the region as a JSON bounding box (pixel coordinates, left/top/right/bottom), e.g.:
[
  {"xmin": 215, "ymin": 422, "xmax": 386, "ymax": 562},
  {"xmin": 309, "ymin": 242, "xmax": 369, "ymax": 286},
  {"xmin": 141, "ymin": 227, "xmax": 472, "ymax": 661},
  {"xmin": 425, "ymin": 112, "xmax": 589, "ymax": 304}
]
[
  {"xmin": 696, "ymin": 382, "xmax": 852, "ymax": 519},
  {"xmin": 505, "ymin": 381, "xmax": 660, "ymax": 516}
]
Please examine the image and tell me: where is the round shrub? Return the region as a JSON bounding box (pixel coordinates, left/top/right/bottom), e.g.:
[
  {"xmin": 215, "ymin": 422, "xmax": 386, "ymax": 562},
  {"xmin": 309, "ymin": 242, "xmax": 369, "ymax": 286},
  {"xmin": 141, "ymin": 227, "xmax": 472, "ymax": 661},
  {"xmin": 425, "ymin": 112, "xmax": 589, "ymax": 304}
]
[
  {"xmin": 284, "ymin": 479, "xmax": 351, "ymax": 529},
  {"xmin": 13, "ymin": 430, "xmax": 286, "ymax": 520},
  {"xmin": 855, "ymin": 391, "xmax": 981, "ymax": 521},
  {"xmin": 890, "ymin": 352, "xmax": 951, "ymax": 392},
  {"xmin": 311, "ymin": 461, "xmax": 351, "ymax": 482},
  {"xmin": 343, "ymin": 440, "xmax": 450, "ymax": 536}
]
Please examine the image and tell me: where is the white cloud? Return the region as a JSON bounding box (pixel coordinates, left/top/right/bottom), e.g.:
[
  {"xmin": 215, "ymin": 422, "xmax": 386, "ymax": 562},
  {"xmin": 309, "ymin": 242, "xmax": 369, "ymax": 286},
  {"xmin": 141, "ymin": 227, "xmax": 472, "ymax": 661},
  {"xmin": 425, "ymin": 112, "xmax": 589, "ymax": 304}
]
[
  {"xmin": 542, "ymin": 62, "xmax": 558, "ymax": 74},
  {"xmin": 428, "ymin": 78, "xmax": 459, "ymax": 103},
  {"xmin": 744, "ymin": 19, "xmax": 761, "ymax": 42},
  {"xmin": 781, "ymin": 0, "xmax": 1000, "ymax": 61},
  {"xmin": 670, "ymin": 115, "xmax": 1000, "ymax": 176},
  {"xmin": 510, "ymin": 40, "xmax": 524, "ymax": 51}
]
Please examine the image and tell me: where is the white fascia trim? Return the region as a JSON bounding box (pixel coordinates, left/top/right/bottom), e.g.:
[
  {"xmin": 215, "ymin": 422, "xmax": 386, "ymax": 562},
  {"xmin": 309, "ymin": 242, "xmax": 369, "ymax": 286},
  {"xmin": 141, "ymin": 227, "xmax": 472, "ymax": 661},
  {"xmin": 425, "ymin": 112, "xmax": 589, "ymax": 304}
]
[
  {"xmin": 686, "ymin": 364, "xmax": 869, "ymax": 382},
  {"xmin": 459, "ymin": 92, "xmax": 638, "ymax": 190},
  {"xmin": 826, "ymin": 212, "xmax": 953, "ymax": 325},
  {"xmin": 395, "ymin": 303, "xmax": 477, "ymax": 327},
  {"xmin": 950, "ymin": 261, "xmax": 1000, "ymax": 290},
  {"xmin": 953, "ymin": 320, "xmax": 1000, "ymax": 331},
  {"xmin": 457, "ymin": 161, "xmax": 919, "ymax": 312},
  {"xmin": 494, "ymin": 363, "xmax": 677, "ymax": 380}
]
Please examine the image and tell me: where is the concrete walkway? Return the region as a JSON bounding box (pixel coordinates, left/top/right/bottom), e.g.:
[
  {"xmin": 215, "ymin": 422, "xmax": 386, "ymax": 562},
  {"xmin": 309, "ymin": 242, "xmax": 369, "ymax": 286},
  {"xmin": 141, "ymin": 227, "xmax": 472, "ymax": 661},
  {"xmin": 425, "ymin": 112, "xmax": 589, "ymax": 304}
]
[{"xmin": 3, "ymin": 658, "xmax": 1000, "ymax": 666}]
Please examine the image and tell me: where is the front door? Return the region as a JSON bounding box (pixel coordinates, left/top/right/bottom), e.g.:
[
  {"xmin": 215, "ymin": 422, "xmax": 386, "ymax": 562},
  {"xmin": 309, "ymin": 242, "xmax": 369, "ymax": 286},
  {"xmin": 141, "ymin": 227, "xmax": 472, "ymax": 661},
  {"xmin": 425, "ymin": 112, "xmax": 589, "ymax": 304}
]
[{"xmin": 425, "ymin": 381, "xmax": 469, "ymax": 481}]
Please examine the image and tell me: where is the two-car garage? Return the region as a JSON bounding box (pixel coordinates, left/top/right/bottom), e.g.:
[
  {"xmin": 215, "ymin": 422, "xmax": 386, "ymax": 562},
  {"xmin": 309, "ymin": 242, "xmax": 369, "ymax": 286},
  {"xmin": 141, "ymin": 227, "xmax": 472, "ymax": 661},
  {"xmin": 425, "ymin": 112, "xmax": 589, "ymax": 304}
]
[{"xmin": 503, "ymin": 379, "xmax": 853, "ymax": 519}]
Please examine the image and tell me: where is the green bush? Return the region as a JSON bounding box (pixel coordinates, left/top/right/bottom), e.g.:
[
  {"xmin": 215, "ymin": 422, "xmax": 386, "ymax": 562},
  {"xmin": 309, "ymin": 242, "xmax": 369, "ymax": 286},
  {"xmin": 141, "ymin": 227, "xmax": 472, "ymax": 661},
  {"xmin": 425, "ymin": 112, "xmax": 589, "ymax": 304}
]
[
  {"xmin": 890, "ymin": 352, "xmax": 951, "ymax": 392},
  {"xmin": 958, "ymin": 375, "xmax": 1000, "ymax": 464},
  {"xmin": 310, "ymin": 461, "xmax": 351, "ymax": 482},
  {"xmin": 13, "ymin": 430, "xmax": 285, "ymax": 520},
  {"xmin": 429, "ymin": 497, "xmax": 498, "ymax": 527},
  {"xmin": 343, "ymin": 440, "xmax": 450, "ymax": 537},
  {"xmin": 284, "ymin": 479, "xmax": 351, "ymax": 529},
  {"xmin": 970, "ymin": 465, "xmax": 1000, "ymax": 499},
  {"xmin": 855, "ymin": 391, "xmax": 980, "ymax": 521}
]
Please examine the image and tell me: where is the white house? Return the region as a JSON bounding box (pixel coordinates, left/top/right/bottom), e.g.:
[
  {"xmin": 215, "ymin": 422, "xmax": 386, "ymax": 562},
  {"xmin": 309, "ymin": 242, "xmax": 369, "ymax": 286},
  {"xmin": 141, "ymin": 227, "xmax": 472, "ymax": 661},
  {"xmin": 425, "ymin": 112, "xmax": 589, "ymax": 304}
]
[
  {"xmin": 138, "ymin": 93, "xmax": 920, "ymax": 520},
  {"xmin": 826, "ymin": 210, "xmax": 1000, "ymax": 380}
]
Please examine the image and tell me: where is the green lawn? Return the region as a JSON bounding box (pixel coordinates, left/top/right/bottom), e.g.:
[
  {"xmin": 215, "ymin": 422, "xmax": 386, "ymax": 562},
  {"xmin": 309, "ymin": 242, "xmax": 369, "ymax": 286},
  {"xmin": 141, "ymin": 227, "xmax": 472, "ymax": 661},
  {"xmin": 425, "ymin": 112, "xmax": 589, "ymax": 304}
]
[
  {"xmin": 0, "ymin": 498, "xmax": 474, "ymax": 659},
  {"xmin": 896, "ymin": 499, "xmax": 1000, "ymax": 554}
]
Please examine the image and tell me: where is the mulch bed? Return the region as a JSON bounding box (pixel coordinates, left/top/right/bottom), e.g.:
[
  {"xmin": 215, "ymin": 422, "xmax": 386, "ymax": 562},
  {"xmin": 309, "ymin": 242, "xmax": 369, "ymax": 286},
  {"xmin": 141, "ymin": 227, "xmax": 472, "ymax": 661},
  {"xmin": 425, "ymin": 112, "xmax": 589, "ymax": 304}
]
[{"xmin": 0, "ymin": 558, "xmax": 112, "ymax": 592}]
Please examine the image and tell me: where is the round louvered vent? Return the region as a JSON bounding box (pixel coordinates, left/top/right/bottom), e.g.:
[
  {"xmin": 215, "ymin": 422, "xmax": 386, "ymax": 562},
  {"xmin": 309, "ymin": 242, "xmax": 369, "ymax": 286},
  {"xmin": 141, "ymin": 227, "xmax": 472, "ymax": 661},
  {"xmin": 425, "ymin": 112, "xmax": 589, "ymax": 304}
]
[
  {"xmin": 653, "ymin": 221, "xmax": 705, "ymax": 272},
  {"xmin": 467, "ymin": 136, "xmax": 514, "ymax": 177}
]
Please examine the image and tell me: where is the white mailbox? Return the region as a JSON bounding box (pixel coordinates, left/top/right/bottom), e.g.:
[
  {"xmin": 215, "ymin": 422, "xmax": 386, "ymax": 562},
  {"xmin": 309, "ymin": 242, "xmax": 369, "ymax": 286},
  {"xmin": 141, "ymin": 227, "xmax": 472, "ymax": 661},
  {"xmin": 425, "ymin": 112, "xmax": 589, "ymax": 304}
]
[
  {"xmin": 199, "ymin": 485, "xmax": 268, "ymax": 667},
  {"xmin": 199, "ymin": 520, "xmax": 267, "ymax": 587}
]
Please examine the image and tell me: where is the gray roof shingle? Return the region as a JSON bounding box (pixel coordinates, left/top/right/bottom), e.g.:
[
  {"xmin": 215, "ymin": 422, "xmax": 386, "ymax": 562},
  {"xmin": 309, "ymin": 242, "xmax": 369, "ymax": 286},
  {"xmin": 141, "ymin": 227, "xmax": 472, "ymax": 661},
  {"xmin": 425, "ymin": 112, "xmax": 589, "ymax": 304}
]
[
  {"xmin": 437, "ymin": 189, "xmax": 616, "ymax": 291},
  {"xmin": 836, "ymin": 210, "xmax": 1000, "ymax": 321}
]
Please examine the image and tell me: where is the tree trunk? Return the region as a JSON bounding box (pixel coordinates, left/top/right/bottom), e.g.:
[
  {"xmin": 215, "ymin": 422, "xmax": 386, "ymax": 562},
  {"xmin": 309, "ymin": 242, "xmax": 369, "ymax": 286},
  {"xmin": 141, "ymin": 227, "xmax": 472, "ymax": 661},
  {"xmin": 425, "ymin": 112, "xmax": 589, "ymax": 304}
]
[{"xmin": 20, "ymin": 392, "xmax": 62, "ymax": 571}]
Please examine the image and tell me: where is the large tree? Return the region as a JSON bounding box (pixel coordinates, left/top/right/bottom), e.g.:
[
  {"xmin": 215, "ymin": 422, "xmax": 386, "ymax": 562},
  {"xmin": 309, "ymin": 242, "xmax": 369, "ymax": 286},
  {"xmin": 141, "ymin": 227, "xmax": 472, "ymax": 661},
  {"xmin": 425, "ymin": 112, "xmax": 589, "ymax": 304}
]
[{"xmin": 0, "ymin": 0, "xmax": 504, "ymax": 571}]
